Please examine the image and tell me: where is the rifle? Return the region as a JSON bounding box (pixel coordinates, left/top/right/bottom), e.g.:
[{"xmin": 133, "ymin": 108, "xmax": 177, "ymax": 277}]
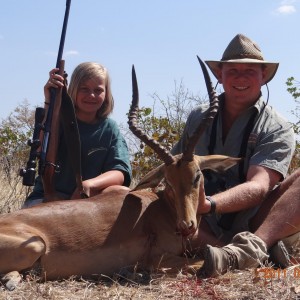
[{"xmin": 20, "ymin": 0, "xmax": 87, "ymax": 200}]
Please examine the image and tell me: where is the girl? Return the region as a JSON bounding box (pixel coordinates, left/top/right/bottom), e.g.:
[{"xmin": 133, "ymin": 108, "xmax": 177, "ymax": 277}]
[{"xmin": 24, "ymin": 62, "xmax": 131, "ymax": 207}]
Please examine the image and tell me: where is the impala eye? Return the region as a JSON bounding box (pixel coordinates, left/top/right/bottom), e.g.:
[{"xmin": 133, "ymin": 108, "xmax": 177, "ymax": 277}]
[{"xmin": 194, "ymin": 173, "xmax": 201, "ymax": 187}]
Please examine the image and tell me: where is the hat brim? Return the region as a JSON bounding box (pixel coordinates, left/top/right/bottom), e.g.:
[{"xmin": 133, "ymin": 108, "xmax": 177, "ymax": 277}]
[{"xmin": 205, "ymin": 59, "xmax": 279, "ymax": 85}]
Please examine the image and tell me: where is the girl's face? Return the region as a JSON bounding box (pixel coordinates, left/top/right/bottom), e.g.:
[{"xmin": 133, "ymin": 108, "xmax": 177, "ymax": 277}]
[{"xmin": 75, "ymin": 77, "xmax": 106, "ymax": 123}]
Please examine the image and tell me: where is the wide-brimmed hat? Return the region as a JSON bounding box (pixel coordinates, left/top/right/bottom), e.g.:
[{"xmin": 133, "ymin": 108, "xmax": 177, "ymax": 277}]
[{"xmin": 205, "ymin": 34, "xmax": 279, "ymax": 84}]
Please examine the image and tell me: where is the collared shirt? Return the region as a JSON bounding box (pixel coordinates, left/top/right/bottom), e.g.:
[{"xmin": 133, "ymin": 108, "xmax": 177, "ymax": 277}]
[{"xmin": 172, "ymin": 93, "xmax": 295, "ymax": 195}]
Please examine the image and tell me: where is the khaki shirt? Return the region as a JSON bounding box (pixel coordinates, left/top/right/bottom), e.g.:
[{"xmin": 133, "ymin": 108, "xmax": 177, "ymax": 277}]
[{"xmin": 172, "ymin": 93, "xmax": 295, "ymax": 195}]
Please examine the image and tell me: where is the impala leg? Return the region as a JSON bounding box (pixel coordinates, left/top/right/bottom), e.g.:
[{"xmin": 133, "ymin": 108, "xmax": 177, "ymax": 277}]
[{"xmin": 0, "ymin": 233, "xmax": 45, "ymax": 289}]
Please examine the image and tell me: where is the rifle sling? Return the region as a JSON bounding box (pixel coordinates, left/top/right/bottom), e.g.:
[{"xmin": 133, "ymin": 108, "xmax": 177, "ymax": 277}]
[{"xmin": 61, "ymin": 86, "xmax": 88, "ymax": 198}]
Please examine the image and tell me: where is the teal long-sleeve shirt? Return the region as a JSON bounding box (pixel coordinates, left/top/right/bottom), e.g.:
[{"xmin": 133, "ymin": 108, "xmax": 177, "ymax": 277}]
[{"xmin": 27, "ymin": 117, "xmax": 132, "ymax": 200}]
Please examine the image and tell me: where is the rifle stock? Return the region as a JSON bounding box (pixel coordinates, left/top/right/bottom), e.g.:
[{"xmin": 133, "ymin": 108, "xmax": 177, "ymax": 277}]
[{"xmin": 42, "ymin": 60, "xmax": 65, "ymax": 201}]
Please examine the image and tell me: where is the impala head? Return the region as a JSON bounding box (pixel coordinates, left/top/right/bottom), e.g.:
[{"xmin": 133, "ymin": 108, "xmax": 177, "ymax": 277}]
[{"xmin": 128, "ymin": 57, "xmax": 240, "ymax": 237}]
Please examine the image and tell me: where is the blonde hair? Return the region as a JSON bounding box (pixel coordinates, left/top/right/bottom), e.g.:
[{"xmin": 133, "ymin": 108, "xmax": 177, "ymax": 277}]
[{"xmin": 68, "ymin": 62, "xmax": 114, "ymax": 119}]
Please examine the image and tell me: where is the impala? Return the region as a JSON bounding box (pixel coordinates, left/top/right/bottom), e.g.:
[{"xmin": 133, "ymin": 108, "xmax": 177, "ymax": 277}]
[{"xmin": 0, "ymin": 57, "xmax": 239, "ymax": 290}]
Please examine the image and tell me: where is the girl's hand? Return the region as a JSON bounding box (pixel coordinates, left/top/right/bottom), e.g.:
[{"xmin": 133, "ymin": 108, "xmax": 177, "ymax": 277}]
[
  {"xmin": 71, "ymin": 180, "xmax": 94, "ymax": 200},
  {"xmin": 44, "ymin": 68, "xmax": 65, "ymax": 101}
]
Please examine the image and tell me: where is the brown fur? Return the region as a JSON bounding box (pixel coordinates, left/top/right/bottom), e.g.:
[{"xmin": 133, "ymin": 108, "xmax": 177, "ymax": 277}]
[{"xmin": 0, "ymin": 155, "xmax": 239, "ymax": 285}]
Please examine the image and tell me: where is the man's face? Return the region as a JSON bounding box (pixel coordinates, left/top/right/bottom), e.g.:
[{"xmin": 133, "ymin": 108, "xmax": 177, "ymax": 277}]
[{"xmin": 216, "ymin": 63, "xmax": 266, "ymax": 106}]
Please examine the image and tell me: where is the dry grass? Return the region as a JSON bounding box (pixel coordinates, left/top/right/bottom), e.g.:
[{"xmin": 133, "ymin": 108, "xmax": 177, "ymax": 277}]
[
  {"xmin": 1, "ymin": 268, "xmax": 300, "ymax": 299},
  {"xmin": 1, "ymin": 168, "xmax": 300, "ymax": 299},
  {"xmin": 0, "ymin": 165, "xmax": 29, "ymax": 213}
]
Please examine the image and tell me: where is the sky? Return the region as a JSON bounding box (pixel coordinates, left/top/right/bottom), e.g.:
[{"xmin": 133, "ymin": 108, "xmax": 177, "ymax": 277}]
[{"xmin": 0, "ymin": 0, "xmax": 299, "ymax": 127}]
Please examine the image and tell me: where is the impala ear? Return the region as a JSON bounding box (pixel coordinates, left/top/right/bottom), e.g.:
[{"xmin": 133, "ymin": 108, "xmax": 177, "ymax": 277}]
[
  {"xmin": 196, "ymin": 155, "xmax": 241, "ymax": 173},
  {"xmin": 133, "ymin": 163, "xmax": 166, "ymax": 191}
]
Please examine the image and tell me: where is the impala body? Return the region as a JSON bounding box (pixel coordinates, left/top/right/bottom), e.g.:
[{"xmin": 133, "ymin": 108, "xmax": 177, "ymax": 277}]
[
  {"xmin": 0, "ymin": 189, "xmax": 158, "ymax": 279},
  {"xmin": 0, "ymin": 155, "xmax": 238, "ymax": 283}
]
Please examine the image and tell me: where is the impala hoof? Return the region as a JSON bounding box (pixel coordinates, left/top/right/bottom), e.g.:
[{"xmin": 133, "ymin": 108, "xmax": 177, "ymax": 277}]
[{"xmin": 1, "ymin": 271, "xmax": 22, "ymax": 291}]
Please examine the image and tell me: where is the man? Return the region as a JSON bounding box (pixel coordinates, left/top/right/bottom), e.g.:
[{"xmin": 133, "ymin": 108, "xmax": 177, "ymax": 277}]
[{"xmin": 172, "ymin": 33, "xmax": 298, "ymax": 276}]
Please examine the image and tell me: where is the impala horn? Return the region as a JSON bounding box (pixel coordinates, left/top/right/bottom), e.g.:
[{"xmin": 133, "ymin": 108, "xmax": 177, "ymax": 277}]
[
  {"xmin": 182, "ymin": 56, "xmax": 219, "ymax": 162},
  {"xmin": 128, "ymin": 65, "xmax": 175, "ymax": 166}
]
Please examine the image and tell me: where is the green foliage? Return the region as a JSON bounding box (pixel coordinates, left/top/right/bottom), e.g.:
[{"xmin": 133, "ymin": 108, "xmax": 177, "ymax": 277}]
[
  {"xmin": 0, "ymin": 122, "xmax": 29, "ymax": 156},
  {"xmin": 286, "ymin": 77, "xmax": 300, "ymax": 172},
  {"xmin": 0, "ymin": 99, "xmax": 35, "ymax": 206},
  {"xmin": 0, "ymin": 99, "xmax": 34, "ymax": 165},
  {"xmin": 130, "ymin": 106, "xmax": 184, "ymax": 180},
  {"xmin": 127, "ymin": 80, "xmax": 206, "ymax": 181},
  {"xmin": 286, "ymin": 77, "xmax": 300, "ymax": 100},
  {"xmin": 286, "ymin": 77, "xmax": 300, "ymax": 134}
]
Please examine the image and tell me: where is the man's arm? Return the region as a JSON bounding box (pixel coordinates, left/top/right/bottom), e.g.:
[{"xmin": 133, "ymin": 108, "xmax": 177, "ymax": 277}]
[{"xmin": 200, "ymin": 165, "xmax": 282, "ymax": 214}]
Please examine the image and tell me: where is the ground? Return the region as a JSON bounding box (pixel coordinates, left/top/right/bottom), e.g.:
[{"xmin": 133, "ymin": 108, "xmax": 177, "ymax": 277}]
[{"xmin": 1, "ymin": 266, "xmax": 300, "ymax": 299}]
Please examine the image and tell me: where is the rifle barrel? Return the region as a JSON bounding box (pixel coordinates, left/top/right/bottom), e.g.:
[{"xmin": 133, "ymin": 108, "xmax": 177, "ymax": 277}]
[
  {"xmin": 39, "ymin": 0, "xmax": 71, "ymax": 175},
  {"xmin": 56, "ymin": 0, "xmax": 71, "ymax": 68}
]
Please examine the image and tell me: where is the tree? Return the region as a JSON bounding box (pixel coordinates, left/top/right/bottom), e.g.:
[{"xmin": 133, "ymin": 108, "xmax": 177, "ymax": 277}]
[
  {"xmin": 0, "ymin": 99, "xmax": 36, "ymax": 210},
  {"xmin": 286, "ymin": 77, "xmax": 300, "ymax": 134},
  {"xmin": 122, "ymin": 80, "xmax": 206, "ymax": 182},
  {"xmin": 286, "ymin": 77, "xmax": 300, "ymax": 172},
  {"xmin": 0, "ymin": 99, "xmax": 35, "ymax": 173}
]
